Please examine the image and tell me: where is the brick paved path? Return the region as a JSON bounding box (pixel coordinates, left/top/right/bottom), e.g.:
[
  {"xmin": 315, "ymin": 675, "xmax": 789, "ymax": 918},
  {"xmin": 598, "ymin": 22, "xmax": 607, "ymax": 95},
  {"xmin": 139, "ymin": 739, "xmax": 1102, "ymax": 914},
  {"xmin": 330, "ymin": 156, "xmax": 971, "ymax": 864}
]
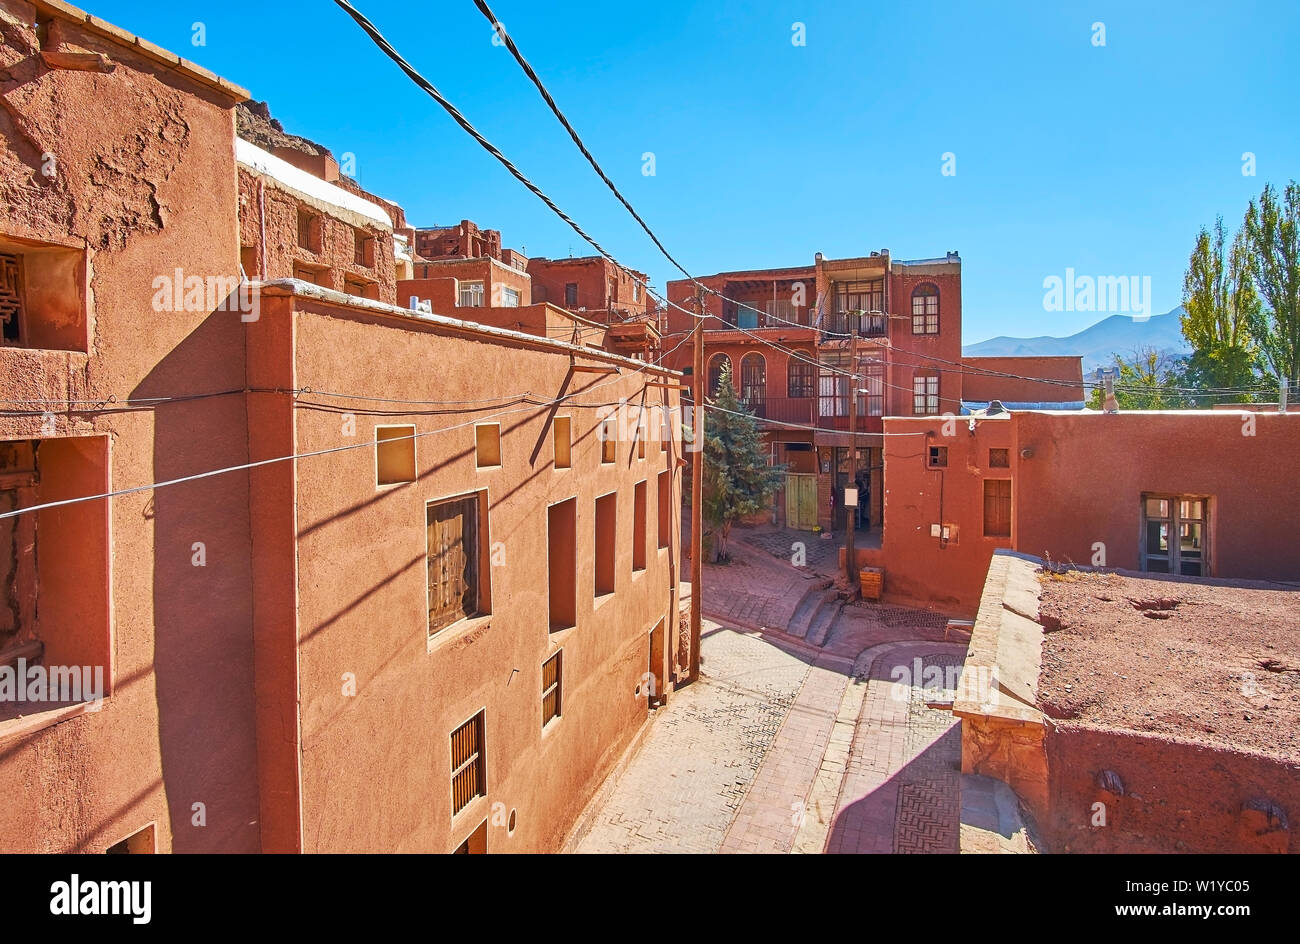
[
  {"xmin": 574, "ymin": 625, "xmax": 811, "ymax": 853},
  {"xmin": 823, "ymin": 644, "xmax": 966, "ymax": 854},
  {"xmin": 572, "ymin": 623, "xmax": 969, "ymax": 854}
]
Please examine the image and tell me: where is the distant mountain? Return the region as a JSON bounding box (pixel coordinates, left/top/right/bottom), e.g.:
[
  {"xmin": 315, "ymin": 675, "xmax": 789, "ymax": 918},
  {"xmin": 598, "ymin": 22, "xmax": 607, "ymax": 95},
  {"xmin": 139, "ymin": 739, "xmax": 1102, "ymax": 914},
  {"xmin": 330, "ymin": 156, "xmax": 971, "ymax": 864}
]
[{"xmin": 963, "ymin": 307, "xmax": 1191, "ymax": 374}]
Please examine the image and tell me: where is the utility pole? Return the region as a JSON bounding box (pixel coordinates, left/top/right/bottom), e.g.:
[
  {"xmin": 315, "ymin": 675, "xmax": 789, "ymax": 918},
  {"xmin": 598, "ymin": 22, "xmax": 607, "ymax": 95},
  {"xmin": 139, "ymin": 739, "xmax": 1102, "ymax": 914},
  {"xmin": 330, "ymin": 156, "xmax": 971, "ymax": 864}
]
[
  {"xmin": 845, "ymin": 324, "xmax": 858, "ymax": 586},
  {"xmin": 688, "ymin": 287, "xmax": 705, "ymax": 683},
  {"xmin": 1280, "ymin": 373, "xmax": 1289, "ymax": 413}
]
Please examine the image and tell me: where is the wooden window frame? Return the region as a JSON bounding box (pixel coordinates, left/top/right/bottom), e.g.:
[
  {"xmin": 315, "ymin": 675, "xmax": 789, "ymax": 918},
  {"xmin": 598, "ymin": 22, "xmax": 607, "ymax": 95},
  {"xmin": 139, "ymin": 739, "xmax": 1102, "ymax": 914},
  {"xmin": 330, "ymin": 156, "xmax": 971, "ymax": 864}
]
[
  {"xmin": 374, "ymin": 424, "xmax": 417, "ymax": 487},
  {"xmin": 928, "ymin": 445, "xmax": 948, "ymax": 468},
  {"xmin": 911, "ymin": 284, "xmax": 940, "ymax": 335},
  {"xmin": 913, "ymin": 373, "xmax": 940, "ymax": 415},
  {"xmin": 541, "ymin": 651, "xmax": 562, "ymax": 728},
  {"xmin": 982, "ymin": 478, "xmax": 1012, "ymax": 538},
  {"xmin": 450, "ymin": 710, "xmax": 486, "ymax": 817},
  {"xmin": 475, "ymin": 423, "xmax": 502, "ymax": 469},
  {"xmin": 787, "ymin": 360, "xmax": 816, "ymax": 399},
  {"xmin": 425, "ymin": 491, "xmax": 490, "ymax": 638},
  {"xmin": 553, "ymin": 416, "xmax": 572, "ymax": 469},
  {"xmin": 1140, "ymin": 494, "xmax": 1211, "ymax": 577}
]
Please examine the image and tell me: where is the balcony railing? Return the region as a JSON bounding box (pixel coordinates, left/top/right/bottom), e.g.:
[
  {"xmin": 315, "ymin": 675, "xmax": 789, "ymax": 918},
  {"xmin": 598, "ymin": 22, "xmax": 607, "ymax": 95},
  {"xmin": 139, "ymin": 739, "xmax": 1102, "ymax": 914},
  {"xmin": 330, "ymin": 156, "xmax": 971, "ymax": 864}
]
[{"xmin": 821, "ymin": 310, "xmax": 888, "ymax": 339}]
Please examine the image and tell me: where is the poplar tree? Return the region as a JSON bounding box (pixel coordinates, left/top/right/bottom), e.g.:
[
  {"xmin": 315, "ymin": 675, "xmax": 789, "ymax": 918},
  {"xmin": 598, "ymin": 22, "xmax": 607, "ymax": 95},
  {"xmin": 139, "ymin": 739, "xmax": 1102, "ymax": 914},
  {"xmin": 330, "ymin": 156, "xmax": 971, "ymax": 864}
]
[
  {"xmin": 702, "ymin": 362, "xmax": 784, "ymax": 562},
  {"xmin": 1243, "ymin": 181, "xmax": 1300, "ymax": 390},
  {"xmin": 1180, "ymin": 215, "xmax": 1261, "ymax": 399}
]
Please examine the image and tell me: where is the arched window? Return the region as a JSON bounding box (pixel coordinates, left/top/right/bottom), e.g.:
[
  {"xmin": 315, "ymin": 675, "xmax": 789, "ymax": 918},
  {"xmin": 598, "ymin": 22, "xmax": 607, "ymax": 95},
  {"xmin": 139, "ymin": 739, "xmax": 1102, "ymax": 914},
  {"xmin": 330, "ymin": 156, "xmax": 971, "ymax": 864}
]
[
  {"xmin": 707, "ymin": 353, "xmax": 733, "ymax": 397},
  {"xmin": 739, "ymin": 352, "xmax": 767, "ymax": 413},
  {"xmin": 911, "ymin": 284, "xmax": 939, "ymax": 335}
]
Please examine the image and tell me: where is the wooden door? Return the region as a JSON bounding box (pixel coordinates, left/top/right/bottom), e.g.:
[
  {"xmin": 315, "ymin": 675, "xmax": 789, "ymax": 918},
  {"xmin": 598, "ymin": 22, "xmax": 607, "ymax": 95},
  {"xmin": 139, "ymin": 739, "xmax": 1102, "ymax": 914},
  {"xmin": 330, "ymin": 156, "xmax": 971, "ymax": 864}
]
[{"xmin": 427, "ymin": 496, "xmax": 479, "ymax": 633}]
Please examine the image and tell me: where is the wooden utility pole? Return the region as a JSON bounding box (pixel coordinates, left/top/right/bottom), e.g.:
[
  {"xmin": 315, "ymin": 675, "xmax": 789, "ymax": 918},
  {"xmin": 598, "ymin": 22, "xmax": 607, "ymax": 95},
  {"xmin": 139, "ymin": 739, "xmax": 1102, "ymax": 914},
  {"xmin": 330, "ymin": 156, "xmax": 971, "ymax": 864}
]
[
  {"xmin": 845, "ymin": 325, "xmax": 858, "ymax": 585},
  {"xmin": 688, "ymin": 287, "xmax": 705, "ymax": 682}
]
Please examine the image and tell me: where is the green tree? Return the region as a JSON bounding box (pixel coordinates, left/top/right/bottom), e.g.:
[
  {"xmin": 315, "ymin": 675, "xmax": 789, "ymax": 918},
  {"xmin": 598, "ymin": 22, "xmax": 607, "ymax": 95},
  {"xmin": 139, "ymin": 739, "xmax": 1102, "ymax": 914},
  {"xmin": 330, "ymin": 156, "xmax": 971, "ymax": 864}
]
[
  {"xmin": 1087, "ymin": 347, "xmax": 1190, "ymax": 410},
  {"xmin": 1243, "ymin": 181, "xmax": 1300, "ymax": 390},
  {"xmin": 1180, "ymin": 216, "xmax": 1261, "ymax": 400},
  {"xmin": 702, "ymin": 362, "xmax": 784, "ymax": 562}
]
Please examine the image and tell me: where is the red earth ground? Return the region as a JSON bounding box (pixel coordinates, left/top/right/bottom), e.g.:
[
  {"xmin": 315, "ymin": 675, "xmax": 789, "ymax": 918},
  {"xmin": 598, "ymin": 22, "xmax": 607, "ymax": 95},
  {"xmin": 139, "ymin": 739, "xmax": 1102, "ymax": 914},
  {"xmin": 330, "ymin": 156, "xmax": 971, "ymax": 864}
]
[{"xmin": 1035, "ymin": 569, "xmax": 1300, "ymax": 759}]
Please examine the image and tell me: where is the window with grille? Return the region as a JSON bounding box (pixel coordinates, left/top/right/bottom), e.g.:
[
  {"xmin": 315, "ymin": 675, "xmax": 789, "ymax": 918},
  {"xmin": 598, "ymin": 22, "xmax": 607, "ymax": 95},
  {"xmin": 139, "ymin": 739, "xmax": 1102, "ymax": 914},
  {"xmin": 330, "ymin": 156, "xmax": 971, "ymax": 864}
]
[
  {"xmin": 913, "ymin": 373, "xmax": 939, "ymax": 415},
  {"xmin": 911, "ymin": 284, "xmax": 939, "ymax": 334},
  {"xmin": 458, "ymin": 280, "xmax": 485, "ymax": 307},
  {"xmin": 353, "ymin": 229, "xmax": 374, "ymax": 267},
  {"xmin": 739, "ymin": 353, "xmax": 766, "ymax": 411},
  {"xmin": 983, "ymin": 479, "xmax": 1012, "ymax": 537},
  {"xmin": 297, "ymin": 208, "xmax": 321, "ymax": 252},
  {"xmin": 1, "ymin": 253, "xmax": 25, "ymax": 345},
  {"xmin": 427, "ymin": 494, "xmax": 484, "ymax": 635},
  {"xmin": 989, "ymin": 448, "xmax": 1010, "ymax": 468},
  {"xmin": 501, "ymin": 286, "xmax": 520, "ymax": 307},
  {"xmin": 541, "ymin": 652, "xmax": 562, "ymax": 727},
  {"xmin": 788, "ymin": 361, "xmax": 815, "ymax": 398},
  {"xmin": 565, "ymin": 283, "xmax": 578, "ymax": 307},
  {"xmin": 450, "ymin": 712, "xmax": 485, "ymax": 815}
]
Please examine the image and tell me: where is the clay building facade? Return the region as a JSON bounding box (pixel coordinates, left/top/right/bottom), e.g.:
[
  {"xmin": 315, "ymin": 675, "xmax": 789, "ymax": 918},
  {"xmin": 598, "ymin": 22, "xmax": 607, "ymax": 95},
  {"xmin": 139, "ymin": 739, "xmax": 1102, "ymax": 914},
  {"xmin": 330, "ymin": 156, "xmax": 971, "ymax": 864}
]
[
  {"xmin": 0, "ymin": 1, "xmax": 683, "ymax": 854},
  {"xmin": 869, "ymin": 409, "xmax": 1300, "ymax": 615},
  {"xmin": 528, "ymin": 255, "xmax": 651, "ymax": 321},
  {"xmin": 662, "ymin": 251, "xmax": 1084, "ymax": 534}
]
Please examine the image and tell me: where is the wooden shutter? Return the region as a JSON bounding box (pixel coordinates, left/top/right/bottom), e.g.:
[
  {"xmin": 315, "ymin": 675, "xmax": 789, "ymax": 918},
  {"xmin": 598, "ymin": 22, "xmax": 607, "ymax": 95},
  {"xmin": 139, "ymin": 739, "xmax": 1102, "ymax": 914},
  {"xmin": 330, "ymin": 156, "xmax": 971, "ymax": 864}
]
[
  {"xmin": 450, "ymin": 713, "xmax": 484, "ymax": 814},
  {"xmin": 428, "ymin": 496, "xmax": 479, "ymax": 634},
  {"xmin": 541, "ymin": 653, "xmax": 562, "ymax": 726},
  {"xmin": 983, "ymin": 479, "xmax": 1011, "ymax": 537}
]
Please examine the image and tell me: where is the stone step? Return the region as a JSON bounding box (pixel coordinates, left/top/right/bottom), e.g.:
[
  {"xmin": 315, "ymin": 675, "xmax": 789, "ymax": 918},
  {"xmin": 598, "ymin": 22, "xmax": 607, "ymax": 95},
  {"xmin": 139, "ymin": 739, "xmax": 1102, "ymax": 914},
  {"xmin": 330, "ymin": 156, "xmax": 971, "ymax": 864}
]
[
  {"xmin": 788, "ymin": 582, "xmax": 834, "ymax": 639},
  {"xmin": 805, "ymin": 596, "xmax": 845, "ymax": 648}
]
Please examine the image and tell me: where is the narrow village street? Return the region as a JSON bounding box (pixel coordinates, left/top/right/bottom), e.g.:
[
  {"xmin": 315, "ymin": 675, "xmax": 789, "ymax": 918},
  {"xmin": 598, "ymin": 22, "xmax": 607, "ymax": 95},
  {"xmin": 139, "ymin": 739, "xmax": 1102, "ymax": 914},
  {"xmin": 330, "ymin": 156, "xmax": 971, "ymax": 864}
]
[{"xmin": 571, "ymin": 524, "xmax": 975, "ymax": 854}]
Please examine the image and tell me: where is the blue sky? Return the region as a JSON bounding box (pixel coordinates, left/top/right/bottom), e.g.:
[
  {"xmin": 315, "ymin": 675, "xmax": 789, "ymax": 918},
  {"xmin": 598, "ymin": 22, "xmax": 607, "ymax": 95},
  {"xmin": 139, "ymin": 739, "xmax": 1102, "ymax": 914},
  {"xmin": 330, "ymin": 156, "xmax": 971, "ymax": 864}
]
[{"xmin": 92, "ymin": 0, "xmax": 1299, "ymax": 343}]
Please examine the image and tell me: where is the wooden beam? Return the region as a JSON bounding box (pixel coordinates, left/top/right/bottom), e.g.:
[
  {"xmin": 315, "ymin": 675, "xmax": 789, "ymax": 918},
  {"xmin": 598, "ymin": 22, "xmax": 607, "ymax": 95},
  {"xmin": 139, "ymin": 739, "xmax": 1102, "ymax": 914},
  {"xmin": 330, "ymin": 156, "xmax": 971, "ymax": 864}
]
[{"xmin": 570, "ymin": 365, "xmax": 618, "ymax": 375}]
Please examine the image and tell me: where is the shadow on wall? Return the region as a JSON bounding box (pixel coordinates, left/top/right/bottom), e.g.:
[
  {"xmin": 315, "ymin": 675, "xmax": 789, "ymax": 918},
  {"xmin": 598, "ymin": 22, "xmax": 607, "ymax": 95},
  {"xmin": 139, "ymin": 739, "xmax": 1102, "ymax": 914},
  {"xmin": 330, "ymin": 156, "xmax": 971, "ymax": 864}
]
[{"xmin": 131, "ymin": 309, "xmax": 260, "ymax": 853}]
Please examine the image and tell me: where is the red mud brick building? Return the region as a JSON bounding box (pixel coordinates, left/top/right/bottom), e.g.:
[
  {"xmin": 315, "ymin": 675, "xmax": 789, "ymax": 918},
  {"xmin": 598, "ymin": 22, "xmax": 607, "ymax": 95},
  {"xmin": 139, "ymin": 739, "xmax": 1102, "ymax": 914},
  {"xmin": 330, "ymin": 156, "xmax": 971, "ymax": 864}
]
[
  {"xmin": 0, "ymin": 0, "xmax": 684, "ymax": 854},
  {"xmin": 663, "ymin": 252, "xmax": 1083, "ymax": 534},
  {"xmin": 869, "ymin": 409, "xmax": 1300, "ymax": 615}
]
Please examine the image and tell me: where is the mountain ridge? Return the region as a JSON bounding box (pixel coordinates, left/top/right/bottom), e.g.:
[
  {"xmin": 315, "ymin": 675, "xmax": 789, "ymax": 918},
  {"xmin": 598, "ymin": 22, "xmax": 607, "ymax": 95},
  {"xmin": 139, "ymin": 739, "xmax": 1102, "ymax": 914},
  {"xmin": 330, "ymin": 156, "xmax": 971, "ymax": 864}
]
[{"xmin": 963, "ymin": 307, "xmax": 1191, "ymax": 373}]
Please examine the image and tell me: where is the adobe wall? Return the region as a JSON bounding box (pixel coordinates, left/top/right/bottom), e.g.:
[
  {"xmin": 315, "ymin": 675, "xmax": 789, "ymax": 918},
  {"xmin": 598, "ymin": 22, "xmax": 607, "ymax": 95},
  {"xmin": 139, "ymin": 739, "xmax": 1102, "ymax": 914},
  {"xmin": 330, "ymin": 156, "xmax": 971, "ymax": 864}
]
[
  {"xmin": 1044, "ymin": 724, "xmax": 1299, "ymax": 854},
  {"xmin": 0, "ymin": 1, "xmax": 258, "ymax": 852},
  {"xmin": 877, "ymin": 416, "xmax": 1014, "ymax": 615},
  {"xmin": 961, "ymin": 355, "xmax": 1084, "ymax": 403},
  {"xmin": 237, "ymin": 165, "xmax": 395, "ymax": 303},
  {"xmin": 410, "ymin": 257, "xmax": 531, "ymax": 306},
  {"xmin": 1014, "ymin": 411, "xmax": 1300, "ymax": 580},
  {"xmin": 276, "ymin": 294, "xmax": 684, "ymax": 852}
]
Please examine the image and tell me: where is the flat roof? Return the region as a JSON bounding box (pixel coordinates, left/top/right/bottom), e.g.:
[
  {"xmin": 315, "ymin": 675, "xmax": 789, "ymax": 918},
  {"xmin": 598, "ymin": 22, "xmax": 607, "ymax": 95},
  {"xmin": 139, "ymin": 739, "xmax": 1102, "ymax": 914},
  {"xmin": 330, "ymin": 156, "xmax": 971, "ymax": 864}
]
[
  {"xmin": 253, "ymin": 279, "xmax": 680, "ymax": 377},
  {"xmin": 36, "ymin": 0, "xmax": 249, "ymax": 101}
]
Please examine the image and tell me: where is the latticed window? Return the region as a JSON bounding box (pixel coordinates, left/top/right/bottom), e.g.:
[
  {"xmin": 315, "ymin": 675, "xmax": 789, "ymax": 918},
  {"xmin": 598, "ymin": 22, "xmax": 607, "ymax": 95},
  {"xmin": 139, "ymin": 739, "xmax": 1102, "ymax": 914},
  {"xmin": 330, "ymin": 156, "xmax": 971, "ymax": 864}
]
[
  {"xmin": 913, "ymin": 373, "xmax": 939, "ymax": 415},
  {"xmin": 787, "ymin": 360, "xmax": 815, "ymax": 398},
  {"xmin": 911, "ymin": 284, "xmax": 939, "ymax": 334},
  {"xmin": 427, "ymin": 495, "xmax": 481, "ymax": 635},
  {"xmin": 458, "ymin": 281, "xmax": 485, "ymax": 307},
  {"xmin": 542, "ymin": 652, "xmax": 562, "ymax": 727},
  {"xmin": 450, "ymin": 712, "xmax": 485, "ymax": 815},
  {"xmin": 0, "ymin": 253, "xmax": 25, "ymax": 345}
]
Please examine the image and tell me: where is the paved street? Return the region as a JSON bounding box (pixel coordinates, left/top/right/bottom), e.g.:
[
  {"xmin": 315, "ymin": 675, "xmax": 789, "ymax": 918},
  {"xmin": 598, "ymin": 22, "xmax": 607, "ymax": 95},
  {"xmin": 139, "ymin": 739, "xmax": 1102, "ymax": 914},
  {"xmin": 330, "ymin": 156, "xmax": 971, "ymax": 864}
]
[{"xmin": 574, "ymin": 619, "xmax": 967, "ymax": 854}]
